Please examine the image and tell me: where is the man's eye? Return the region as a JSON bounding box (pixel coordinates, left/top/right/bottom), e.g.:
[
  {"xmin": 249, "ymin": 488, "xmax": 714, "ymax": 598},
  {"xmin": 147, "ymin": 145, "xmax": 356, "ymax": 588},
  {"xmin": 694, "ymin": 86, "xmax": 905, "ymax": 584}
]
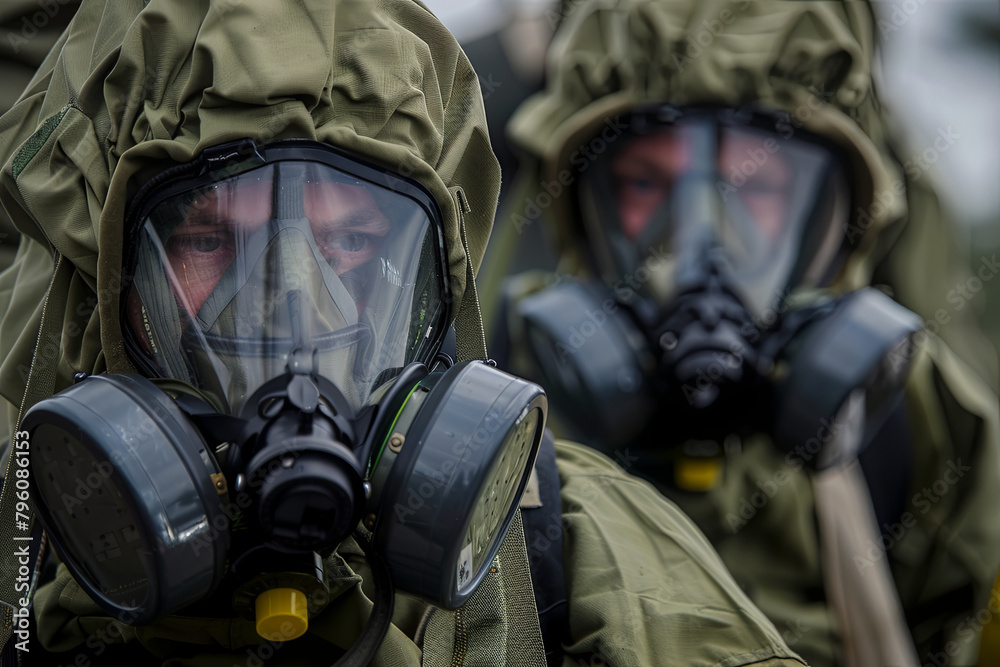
[
  {"xmin": 168, "ymin": 234, "xmax": 226, "ymax": 255},
  {"xmin": 618, "ymin": 175, "xmax": 667, "ymax": 197},
  {"xmin": 333, "ymin": 233, "xmax": 371, "ymax": 253},
  {"xmin": 626, "ymin": 178, "xmax": 655, "ymax": 191},
  {"xmin": 191, "ymin": 236, "xmax": 223, "ymax": 253}
]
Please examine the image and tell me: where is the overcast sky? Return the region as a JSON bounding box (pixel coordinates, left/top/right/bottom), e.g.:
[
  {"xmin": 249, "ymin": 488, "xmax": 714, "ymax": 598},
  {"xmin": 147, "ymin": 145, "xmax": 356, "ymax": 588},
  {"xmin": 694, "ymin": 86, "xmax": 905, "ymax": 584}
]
[{"xmin": 873, "ymin": 0, "xmax": 999, "ymax": 236}]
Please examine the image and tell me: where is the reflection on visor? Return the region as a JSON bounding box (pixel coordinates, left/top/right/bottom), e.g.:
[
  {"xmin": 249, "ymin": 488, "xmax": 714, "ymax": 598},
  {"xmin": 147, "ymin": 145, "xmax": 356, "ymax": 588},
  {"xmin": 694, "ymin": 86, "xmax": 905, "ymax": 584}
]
[
  {"xmin": 610, "ymin": 126, "xmax": 794, "ymax": 242},
  {"xmin": 126, "ymin": 154, "xmax": 448, "ymax": 413},
  {"xmin": 163, "ymin": 170, "xmax": 391, "ymax": 316},
  {"xmin": 581, "ymin": 116, "xmax": 848, "ymax": 315}
]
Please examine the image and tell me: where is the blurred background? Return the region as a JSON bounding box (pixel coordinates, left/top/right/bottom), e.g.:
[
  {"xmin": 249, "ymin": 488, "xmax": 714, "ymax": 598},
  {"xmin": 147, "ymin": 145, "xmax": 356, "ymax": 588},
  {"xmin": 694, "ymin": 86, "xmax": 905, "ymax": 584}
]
[
  {"xmin": 870, "ymin": 0, "xmax": 1000, "ymax": 358},
  {"xmin": 423, "ymin": 0, "xmax": 1000, "ymax": 365}
]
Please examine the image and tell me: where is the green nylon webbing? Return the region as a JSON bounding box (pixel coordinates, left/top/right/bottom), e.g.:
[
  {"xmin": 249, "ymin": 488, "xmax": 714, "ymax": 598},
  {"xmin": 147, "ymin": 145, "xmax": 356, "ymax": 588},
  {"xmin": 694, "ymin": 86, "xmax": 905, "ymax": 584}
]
[
  {"xmin": 451, "ymin": 187, "xmax": 489, "ymax": 364},
  {"xmin": 420, "ymin": 510, "xmax": 546, "ymax": 666}
]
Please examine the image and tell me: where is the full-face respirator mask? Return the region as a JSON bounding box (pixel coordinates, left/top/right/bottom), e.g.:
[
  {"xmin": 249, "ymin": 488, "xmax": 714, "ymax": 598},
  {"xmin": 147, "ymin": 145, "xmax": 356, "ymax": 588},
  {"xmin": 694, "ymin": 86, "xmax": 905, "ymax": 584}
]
[
  {"xmin": 22, "ymin": 140, "xmax": 547, "ymax": 656},
  {"xmin": 514, "ymin": 107, "xmax": 921, "ymax": 468}
]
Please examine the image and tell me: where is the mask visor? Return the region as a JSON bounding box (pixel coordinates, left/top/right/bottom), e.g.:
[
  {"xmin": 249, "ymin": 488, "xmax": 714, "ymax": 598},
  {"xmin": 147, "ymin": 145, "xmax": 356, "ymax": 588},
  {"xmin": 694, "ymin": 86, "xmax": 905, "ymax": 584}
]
[
  {"xmin": 126, "ymin": 153, "xmax": 448, "ymax": 413},
  {"xmin": 581, "ymin": 114, "xmax": 849, "ymax": 315}
]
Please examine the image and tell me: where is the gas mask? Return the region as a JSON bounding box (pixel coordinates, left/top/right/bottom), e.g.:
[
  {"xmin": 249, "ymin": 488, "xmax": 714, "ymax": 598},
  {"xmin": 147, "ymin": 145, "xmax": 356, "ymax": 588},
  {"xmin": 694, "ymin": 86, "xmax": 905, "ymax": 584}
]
[
  {"xmin": 22, "ymin": 140, "xmax": 547, "ymax": 651},
  {"xmin": 515, "ymin": 107, "xmax": 920, "ymax": 467}
]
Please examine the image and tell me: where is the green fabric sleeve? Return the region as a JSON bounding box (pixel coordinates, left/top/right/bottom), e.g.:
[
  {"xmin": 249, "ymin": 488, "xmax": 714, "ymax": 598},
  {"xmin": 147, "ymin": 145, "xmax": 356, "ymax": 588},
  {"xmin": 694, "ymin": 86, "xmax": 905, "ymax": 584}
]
[{"xmin": 555, "ymin": 440, "xmax": 808, "ymax": 667}]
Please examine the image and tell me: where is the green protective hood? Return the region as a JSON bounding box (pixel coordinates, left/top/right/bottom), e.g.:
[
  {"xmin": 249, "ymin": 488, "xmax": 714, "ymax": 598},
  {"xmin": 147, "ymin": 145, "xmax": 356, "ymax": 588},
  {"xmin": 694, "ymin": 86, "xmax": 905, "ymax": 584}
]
[
  {"xmin": 500, "ymin": 0, "xmax": 998, "ymax": 390},
  {"xmin": 0, "ymin": 0, "xmax": 499, "ymax": 419}
]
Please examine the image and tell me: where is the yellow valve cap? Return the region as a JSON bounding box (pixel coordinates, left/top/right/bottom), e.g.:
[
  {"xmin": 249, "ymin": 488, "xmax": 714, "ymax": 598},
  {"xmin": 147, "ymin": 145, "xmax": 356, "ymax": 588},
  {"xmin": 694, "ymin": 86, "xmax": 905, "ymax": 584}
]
[
  {"xmin": 255, "ymin": 588, "xmax": 308, "ymax": 642},
  {"xmin": 674, "ymin": 457, "xmax": 721, "ymax": 492}
]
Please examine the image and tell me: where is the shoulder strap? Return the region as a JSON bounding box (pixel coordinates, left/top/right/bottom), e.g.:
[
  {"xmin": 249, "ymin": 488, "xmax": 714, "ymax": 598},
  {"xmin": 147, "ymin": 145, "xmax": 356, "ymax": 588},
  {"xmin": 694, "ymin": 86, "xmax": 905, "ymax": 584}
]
[
  {"xmin": 420, "ymin": 508, "xmax": 546, "ymax": 666},
  {"xmin": 857, "ymin": 399, "xmax": 912, "ymax": 533},
  {"xmin": 520, "ymin": 430, "xmax": 568, "ymax": 666}
]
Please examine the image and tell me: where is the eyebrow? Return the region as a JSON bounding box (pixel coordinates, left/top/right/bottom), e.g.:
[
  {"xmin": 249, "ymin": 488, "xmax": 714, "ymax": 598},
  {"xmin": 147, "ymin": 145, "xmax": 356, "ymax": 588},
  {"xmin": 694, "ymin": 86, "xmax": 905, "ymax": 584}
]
[
  {"xmin": 325, "ymin": 210, "xmax": 390, "ymax": 232},
  {"xmin": 176, "ymin": 215, "xmax": 242, "ymax": 229},
  {"xmin": 614, "ymin": 157, "xmax": 675, "ymax": 179}
]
